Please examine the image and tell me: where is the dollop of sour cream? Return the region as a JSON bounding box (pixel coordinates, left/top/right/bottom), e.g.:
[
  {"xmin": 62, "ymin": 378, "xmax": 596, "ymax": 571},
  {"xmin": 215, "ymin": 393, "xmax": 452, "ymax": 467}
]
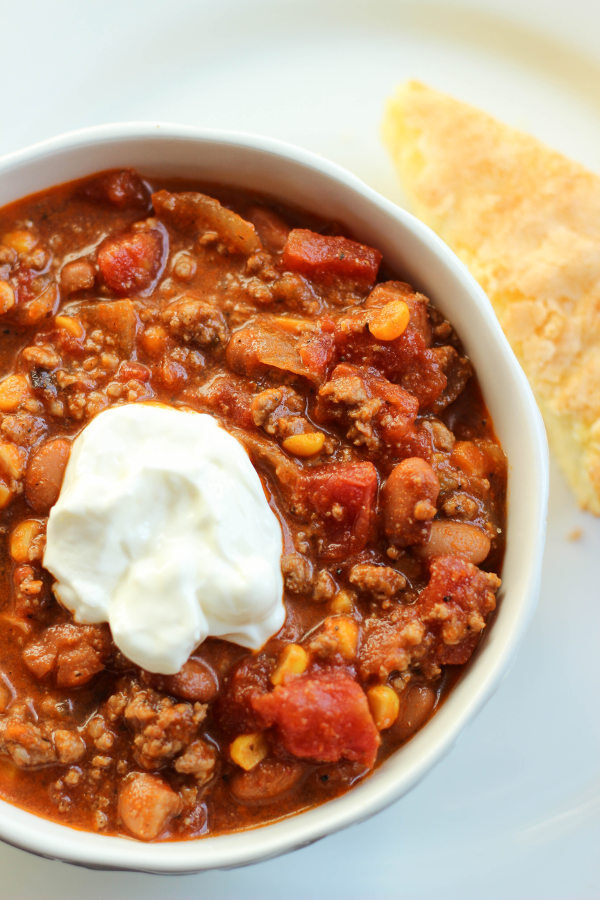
[{"xmin": 44, "ymin": 403, "xmax": 285, "ymax": 674}]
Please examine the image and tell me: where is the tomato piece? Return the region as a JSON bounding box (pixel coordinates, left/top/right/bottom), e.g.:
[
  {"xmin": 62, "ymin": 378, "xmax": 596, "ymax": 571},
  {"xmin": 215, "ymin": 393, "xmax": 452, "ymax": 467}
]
[
  {"xmin": 196, "ymin": 373, "xmax": 256, "ymax": 430},
  {"xmin": 97, "ymin": 228, "xmax": 165, "ymax": 295},
  {"xmin": 304, "ymin": 461, "xmax": 377, "ymax": 559},
  {"xmin": 298, "ymin": 332, "xmax": 335, "ymax": 379},
  {"xmin": 334, "ymin": 325, "xmax": 447, "ymax": 410},
  {"xmin": 252, "ymin": 669, "xmax": 380, "ymax": 767},
  {"xmin": 417, "ymin": 556, "xmax": 500, "ymax": 665},
  {"xmin": 282, "ymin": 229, "xmax": 382, "ymax": 286}
]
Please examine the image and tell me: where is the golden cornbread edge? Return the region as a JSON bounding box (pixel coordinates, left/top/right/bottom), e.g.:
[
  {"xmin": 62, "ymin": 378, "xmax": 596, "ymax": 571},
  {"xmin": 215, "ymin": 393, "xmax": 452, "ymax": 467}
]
[{"xmin": 382, "ymin": 80, "xmax": 600, "ymax": 515}]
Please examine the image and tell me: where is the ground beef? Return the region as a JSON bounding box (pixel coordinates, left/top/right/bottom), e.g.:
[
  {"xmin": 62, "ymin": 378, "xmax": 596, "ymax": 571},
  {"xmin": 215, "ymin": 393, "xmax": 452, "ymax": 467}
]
[
  {"xmin": 161, "ymin": 295, "xmax": 229, "ymax": 346},
  {"xmin": 348, "ymin": 563, "xmax": 407, "ymax": 600},
  {"xmin": 123, "ymin": 683, "xmax": 207, "ymax": 770}
]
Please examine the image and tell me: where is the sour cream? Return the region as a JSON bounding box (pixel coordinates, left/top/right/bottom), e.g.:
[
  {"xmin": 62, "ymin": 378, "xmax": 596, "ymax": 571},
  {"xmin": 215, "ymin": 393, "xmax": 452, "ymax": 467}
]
[{"xmin": 44, "ymin": 403, "xmax": 285, "ymax": 674}]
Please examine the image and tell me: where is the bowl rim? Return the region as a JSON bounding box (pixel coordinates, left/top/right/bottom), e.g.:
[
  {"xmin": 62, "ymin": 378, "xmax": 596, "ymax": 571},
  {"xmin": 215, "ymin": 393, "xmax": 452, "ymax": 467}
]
[{"xmin": 0, "ymin": 122, "xmax": 549, "ymax": 873}]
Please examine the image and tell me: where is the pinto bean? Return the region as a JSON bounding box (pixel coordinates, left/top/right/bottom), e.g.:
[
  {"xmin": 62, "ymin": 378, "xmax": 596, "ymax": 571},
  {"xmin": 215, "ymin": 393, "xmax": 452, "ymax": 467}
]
[
  {"xmin": 153, "ymin": 657, "xmax": 218, "ymax": 703},
  {"xmin": 229, "ymin": 759, "xmax": 304, "ymax": 805},
  {"xmin": 25, "ymin": 437, "xmax": 70, "ymax": 513},
  {"xmin": 383, "ymin": 457, "xmax": 439, "ymax": 546},
  {"xmin": 389, "ymin": 684, "xmax": 437, "ymax": 743},
  {"xmin": 118, "ymin": 773, "xmax": 181, "ymax": 840},
  {"xmin": 60, "ymin": 258, "xmax": 95, "ymax": 295},
  {"xmin": 419, "ymin": 519, "xmax": 491, "ymax": 565}
]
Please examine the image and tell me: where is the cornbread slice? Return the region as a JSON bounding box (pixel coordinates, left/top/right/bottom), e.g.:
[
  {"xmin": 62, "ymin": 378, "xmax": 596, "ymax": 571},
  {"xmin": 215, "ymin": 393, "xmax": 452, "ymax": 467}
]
[{"xmin": 383, "ymin": 80, "xmax": 600, "ymax": 514}]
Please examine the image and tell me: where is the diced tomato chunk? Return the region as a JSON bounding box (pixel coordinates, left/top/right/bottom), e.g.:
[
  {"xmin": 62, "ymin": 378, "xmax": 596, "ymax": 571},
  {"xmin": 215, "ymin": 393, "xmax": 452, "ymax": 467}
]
[
  {"xmin": 116, "ymin": 361, "xmax": 151, "ymax": 383},
  {"xmin": 197, "ymin": 374, "xmax": 255, "ymax": 429},
  {"xmin": 304, "ymin": 461, "xmax": 377, "ymax": 559},
  {"xmin": 282, "ymin": 229, "xmax": 382, "ymax": 286},
  {"xmin": 333, "ymin": 324, "xmax": 447, "ymax": 410},
  {"xmin": 417, "ymin": 556, "xmax": 500, "ymax": 665},
  {"xmin": 252, "ymin": 670, "xmax": 380, "ymax": 767},
  {"xmin": 97, "ymin": 228, "xmax": 165, "ymax": 295},
  {"xmin": 298, "ymin": 332, "xmax": 335, "ymax": 379}
]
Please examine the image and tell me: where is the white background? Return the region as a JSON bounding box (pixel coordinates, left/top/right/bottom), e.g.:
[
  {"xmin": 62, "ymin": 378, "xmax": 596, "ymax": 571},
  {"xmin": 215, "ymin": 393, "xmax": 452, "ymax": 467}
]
[{"xmin": 1, "ymin": 0, "xmax": 600, "ymax": 896}]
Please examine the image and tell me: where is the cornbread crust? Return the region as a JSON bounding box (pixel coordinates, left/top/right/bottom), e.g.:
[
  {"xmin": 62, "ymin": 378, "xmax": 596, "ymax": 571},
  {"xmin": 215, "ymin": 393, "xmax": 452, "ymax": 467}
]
[{"xmin": 383, "ymin": 80, "xmax": 600, "ymax": 514}]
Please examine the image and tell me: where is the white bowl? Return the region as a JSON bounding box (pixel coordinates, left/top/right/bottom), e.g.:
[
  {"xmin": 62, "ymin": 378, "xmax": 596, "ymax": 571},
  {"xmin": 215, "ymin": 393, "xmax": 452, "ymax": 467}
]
[{"xmin": 0, "ymin": 124, "xmax": 548, "ymax": 873}]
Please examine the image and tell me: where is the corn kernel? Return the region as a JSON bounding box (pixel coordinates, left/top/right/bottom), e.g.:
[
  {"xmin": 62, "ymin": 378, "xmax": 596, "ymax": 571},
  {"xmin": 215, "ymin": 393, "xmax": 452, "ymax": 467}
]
[
  {"xmin": 2, "ymin": 229, "xmax": 37, "ymax": 254},
  {"xmin": 0, "ymin": 281, "xmax": 15, "ymax": 315},
  {"xmin": 323, "ymin": 615, "xmax": 359, "ymax": 660},
  {"xmin": 230, "ymin": 732, "xmax": 268, "ymax": 771},
  {"xmin": 329, "ymin": 589, "xmax": 355, "ymax": 615},
  {"xmin": 282, "ymin": 432, "xmax": 325, "ymax": 457},
  {"xmin": 0, "ymin": 375, "xmax": 29, "ymax": 412},
  {"xmin": 55, "ymin": 315, "xmax": 85, "ymax": 339},
  {"xmin": 10, "ymin": 519, "xmax": 45, "ymax": 564},
  {"xmin": 140, "ymin": 324, "xmax": 168, "ymax": 358},
  {"xmin": 368, "ymin": 300, "xmax": 410, "ymax": 342},
  {"xmin": 367, "ymin": 684, "xmax": 400, "ymax": 731},
  {"xmin": 0, "ymin": 442, "xmax": 25, "ymax": 480},
  {"xmin": 271, "ymin": 644, "xmax": 308, "ymax": 686},
  {"xmin": 0, "ymin": 480, "xmax": 12, "ymax": 510}
]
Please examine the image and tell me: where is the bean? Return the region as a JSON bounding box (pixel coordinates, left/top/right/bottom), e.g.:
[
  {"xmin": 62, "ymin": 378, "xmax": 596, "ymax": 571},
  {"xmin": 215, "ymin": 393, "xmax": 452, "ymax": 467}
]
[
  {"xmin": 157, "ymin": 657, "xmax": 218, "ymax": 703},
  {"xmin": 419, "ymin": 520, "xmax": 491, "ymax": 565},
  {"xmin": 60, "ymin": 258, "xmax": 95, "ymax": 295},
  {"xmin": 229, "ymin": 759, "xmax": 304, "ymax": 805},
  {"xmin": 25, "ymin": 438, "xmax": 71, "ymax": 514},
  {"xmin": 383, "ymin": 457, "xmax": 439, "ymax": 546},
  {"xmin": 389, "ymin": 684, "xmax": 437, "ymax": 744}
]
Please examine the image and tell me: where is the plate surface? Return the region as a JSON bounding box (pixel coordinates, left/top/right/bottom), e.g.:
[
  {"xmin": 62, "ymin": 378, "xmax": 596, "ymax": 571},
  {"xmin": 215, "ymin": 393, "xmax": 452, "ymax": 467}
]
[{"xmin": 0, "ymin": 0, "xmax": 599, "ymax": 896}]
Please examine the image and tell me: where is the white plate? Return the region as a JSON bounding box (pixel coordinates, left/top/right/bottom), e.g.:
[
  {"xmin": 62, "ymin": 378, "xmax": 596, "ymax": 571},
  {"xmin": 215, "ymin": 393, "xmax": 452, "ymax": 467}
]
[{"xmin": 0, "ymin": 0, "xmax": 599, "ymax": 896}]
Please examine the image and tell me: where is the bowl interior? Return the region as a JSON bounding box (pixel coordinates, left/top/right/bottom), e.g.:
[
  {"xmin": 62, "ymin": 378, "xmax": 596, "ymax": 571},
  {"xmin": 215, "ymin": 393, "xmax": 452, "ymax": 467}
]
[{"xmin": 0, "ymin": 126, "xmax": 548, "ymax": 872}]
